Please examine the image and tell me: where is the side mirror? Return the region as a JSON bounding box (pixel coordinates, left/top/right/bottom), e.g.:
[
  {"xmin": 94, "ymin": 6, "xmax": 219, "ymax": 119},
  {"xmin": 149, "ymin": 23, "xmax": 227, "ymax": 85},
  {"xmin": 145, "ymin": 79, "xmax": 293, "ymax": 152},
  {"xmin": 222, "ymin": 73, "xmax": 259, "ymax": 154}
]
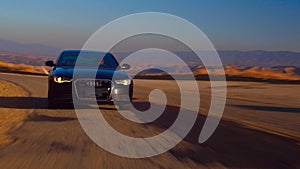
[
  {"xmin": 119, "ymin": 63, "xmax": 131, "ymax": 70},
  {"xmin": 45, "ymin": 60, "xmax": 55, "ymax": 67}
]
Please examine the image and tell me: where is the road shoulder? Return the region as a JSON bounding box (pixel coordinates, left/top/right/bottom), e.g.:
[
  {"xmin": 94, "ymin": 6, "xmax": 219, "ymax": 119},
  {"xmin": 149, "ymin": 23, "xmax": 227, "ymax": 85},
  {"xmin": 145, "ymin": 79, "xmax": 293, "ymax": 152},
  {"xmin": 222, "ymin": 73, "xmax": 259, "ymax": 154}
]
[{"xmin": 0, "ymin": 79, "xmax": 32, "ymax": 145}]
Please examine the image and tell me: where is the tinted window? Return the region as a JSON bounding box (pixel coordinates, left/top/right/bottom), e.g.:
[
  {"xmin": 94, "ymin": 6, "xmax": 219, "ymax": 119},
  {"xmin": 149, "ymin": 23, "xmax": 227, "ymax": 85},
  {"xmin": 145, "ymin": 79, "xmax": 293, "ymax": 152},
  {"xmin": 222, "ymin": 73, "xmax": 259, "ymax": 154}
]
[{"xmin": 56, "ymin": 51, "xmax": 119, "ymax": 69}]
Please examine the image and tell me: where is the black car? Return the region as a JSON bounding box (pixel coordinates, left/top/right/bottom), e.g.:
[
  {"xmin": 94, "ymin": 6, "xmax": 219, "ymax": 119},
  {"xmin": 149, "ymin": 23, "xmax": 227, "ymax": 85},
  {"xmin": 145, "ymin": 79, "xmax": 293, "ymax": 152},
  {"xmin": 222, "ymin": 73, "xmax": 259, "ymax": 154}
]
[{"xmin": 45, "ymin": 50, "xmax": 133, "ymax": 108}]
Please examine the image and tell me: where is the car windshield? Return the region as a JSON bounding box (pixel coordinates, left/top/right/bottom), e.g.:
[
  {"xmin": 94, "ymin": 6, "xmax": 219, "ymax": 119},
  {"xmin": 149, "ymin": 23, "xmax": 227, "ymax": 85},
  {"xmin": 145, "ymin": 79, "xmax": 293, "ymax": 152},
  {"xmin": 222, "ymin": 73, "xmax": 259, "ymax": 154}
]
[{"xmin": 56, "ymin": 51, "xmax": 119, "ymax": 69}]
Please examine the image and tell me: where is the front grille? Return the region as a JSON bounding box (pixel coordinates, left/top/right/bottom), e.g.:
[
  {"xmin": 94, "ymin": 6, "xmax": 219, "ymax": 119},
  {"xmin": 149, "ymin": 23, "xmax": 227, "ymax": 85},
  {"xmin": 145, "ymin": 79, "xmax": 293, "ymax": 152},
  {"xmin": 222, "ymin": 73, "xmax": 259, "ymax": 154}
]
[{"xmin": 74, "ymin": 79, "xmax": 112, "ymax": 101}]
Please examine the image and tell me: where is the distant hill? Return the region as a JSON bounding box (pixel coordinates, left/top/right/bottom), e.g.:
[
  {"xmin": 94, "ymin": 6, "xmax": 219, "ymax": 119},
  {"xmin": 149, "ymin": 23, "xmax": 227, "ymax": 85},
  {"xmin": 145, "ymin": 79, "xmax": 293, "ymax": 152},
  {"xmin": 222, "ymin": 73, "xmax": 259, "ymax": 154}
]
[
  {"xmin": 138, "ymin": 68, "xmax": 165, "ymax": 74},
  {"xmin": 0, "ymin": 53, "xmax": 53, "ymax": 66},
  {"xmin": 1, "ymin": 39, "xmax": 299, "ymax": 82},
  {"xmin": 0, "ymin": 59, "xmax": 299, "ymax": 82},
  {"xmin": 0, "ymin": 39, "xmax": 61, "ymax": 57},
  {"xmin": 167, "ymin": 50, "xmax": 300, "ymax": 68},
  {"xmin": 135, "ymin": 66, "xmax": 300, "ymax": 82},
  {"xmin": 218, "ymin": 50, "xmax": 300, "ymax": 67},
  {"xmin": 0, "ymin": 39, "xmax": 299, "ymax": 68},
  {"xmin": 113, "ymin": 50, "xmax": 300, "ymax": 69},
  {"xmin": 195, "ymin": 65, "xmax": 300, "ymax": 81}
]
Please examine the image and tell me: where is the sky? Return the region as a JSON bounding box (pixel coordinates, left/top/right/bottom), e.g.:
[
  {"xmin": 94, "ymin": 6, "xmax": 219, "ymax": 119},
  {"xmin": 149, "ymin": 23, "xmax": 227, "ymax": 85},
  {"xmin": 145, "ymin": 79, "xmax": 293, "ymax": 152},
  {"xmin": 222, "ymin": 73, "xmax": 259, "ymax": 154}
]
[{"xmin": 0, "ymin": 0, "xmax": 299, "ymax": 52}]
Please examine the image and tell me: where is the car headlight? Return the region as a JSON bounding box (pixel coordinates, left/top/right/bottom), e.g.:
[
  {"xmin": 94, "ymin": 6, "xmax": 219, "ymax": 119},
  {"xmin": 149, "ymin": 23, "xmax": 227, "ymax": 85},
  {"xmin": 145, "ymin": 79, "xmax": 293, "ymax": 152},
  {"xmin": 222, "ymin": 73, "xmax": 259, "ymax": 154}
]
[
  {"xmin": 52, "ymin": 76, "xmax": 72, "ymax": 83},
  {"xmin": 114, "ymin": 79, "xmax": 131, "ymax": 85}
]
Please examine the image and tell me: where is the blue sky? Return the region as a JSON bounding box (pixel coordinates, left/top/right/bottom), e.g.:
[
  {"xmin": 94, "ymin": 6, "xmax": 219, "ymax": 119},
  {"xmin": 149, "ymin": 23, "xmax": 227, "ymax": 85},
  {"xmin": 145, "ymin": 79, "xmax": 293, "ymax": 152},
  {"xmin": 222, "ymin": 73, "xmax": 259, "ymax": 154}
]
[{"xmin": 0, "ymin": 0, "xmax": 299, "ymax": 52}]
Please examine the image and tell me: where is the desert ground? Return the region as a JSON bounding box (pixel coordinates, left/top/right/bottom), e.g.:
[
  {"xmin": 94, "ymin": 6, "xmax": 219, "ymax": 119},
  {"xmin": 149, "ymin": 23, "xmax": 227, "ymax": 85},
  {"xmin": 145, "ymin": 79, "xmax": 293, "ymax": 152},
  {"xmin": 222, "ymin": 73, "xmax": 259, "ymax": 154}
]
[{"xmin": 0, "ymin": 80, "xmax": 30, "ymax": 145}]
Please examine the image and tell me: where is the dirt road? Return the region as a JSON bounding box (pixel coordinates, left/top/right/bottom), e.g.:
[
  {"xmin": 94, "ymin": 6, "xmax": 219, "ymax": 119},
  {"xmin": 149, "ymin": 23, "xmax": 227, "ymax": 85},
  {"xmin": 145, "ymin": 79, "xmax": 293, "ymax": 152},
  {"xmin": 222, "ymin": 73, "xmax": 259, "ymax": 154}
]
[{"xmin": 0, "ymin": 73, "xmax": 299, "ymax": 168}]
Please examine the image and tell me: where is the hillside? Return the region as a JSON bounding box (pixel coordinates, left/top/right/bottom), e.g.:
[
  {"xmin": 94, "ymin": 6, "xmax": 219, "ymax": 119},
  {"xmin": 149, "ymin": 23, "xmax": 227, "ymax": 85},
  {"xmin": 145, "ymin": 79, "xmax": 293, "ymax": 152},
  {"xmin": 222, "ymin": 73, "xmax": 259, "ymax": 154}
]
[
  {"xmin": 195, "ymin": 65, "xmax": 300, "ymax": 81},
  {"xmin": 0, "ymin": 53, "xmax": 53, "ymax": 66},
  {"xmin": 135, "ymin": 66, "xmax": 300, "ymax": 82},
  {"xmin": 0, "ymin": 61, "xmax": 46, "ymax": 75},
  {"xmin": 0, "ymin": 60, "xmax": 299, "ymax": 82},
  {"xmin": 167, "ymin": 50, "xmax": 300, "ymax": 68},
  {"xmin": 0, "ymin": 39, "xmax": 299, "ymax": 67},
  {"xmin": 0, "ymin": 46, "xmax": 300, "ymax": 82},
  {"xmin": 218, "ymin": 50, "xmax": 300, "ymax": 67},
  {"xmin": 0, "ymin": 39, "xmax": 61, "ymax": 57}
]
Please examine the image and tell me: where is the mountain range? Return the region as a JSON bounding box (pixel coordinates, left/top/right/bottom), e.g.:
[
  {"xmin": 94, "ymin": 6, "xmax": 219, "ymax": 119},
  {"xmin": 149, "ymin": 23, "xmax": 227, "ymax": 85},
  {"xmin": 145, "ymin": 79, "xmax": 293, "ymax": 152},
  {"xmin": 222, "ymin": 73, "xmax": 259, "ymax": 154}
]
[
  {"xmin": 0, "ymin": 39, "xmax": 61, "ymax": 57},
  {"xmin": 0, "ymin": 39, "xmax": 299, "ymax": 68}
]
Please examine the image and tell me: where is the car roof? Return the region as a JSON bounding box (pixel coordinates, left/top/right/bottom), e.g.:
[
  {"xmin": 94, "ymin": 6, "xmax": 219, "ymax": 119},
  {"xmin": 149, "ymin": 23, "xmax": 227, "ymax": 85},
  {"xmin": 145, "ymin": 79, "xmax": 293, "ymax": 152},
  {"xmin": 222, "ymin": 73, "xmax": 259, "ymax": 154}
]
[{"xmin": 61, "ymin": 50, "xmax": 112, "ymax": 55}]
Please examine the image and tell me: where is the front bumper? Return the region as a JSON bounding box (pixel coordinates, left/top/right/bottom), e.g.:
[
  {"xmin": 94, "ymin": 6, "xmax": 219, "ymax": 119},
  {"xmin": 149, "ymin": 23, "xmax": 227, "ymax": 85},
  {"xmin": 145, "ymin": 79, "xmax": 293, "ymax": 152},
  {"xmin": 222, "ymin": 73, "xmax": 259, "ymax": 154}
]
[{"xmin": 48, "ymin": 79, "xmax": 133, "ymax": 104}]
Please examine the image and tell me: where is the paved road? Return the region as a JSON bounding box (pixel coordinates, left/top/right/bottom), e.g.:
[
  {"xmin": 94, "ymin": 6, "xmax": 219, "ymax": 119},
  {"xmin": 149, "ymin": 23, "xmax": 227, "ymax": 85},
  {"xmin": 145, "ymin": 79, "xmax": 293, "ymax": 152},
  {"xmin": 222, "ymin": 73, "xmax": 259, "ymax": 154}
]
[{"xmin": 0, "ymin": 73, "xmax": 299, "ymax": 169}]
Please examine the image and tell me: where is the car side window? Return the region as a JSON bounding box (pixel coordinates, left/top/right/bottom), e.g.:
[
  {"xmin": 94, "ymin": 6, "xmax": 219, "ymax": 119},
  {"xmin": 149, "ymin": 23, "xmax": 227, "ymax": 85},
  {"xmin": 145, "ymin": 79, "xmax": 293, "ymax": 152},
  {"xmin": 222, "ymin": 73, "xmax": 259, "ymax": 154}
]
[{"xmin": 99, "ymin": 54, "xmax": 118, "ymax": 69}]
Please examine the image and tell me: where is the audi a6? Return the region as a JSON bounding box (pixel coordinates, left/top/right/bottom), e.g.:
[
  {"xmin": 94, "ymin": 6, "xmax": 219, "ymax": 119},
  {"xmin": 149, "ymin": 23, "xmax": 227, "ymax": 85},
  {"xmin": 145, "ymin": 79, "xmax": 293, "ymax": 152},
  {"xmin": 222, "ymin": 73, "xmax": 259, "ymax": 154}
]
[{"xmin": 45, "ymin": 50, "xmax": 133, "ymax": 108}]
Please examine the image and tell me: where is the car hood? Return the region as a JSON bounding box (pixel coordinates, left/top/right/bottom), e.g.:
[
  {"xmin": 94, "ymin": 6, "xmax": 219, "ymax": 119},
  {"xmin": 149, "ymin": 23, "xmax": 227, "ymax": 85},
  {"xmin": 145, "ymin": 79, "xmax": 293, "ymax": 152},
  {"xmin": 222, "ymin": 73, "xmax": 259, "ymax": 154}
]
[{"xmin": 51, "ymin": 67, "xmax": 130, "ymax": 80}]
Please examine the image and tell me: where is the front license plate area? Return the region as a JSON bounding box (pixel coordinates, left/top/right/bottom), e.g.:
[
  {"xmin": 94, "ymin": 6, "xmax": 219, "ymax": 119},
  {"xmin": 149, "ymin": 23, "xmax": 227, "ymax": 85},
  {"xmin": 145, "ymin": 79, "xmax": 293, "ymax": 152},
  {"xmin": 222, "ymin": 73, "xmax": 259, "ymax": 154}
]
[
  {"xmin": 85, "ymin": 88, "xmax": 104, "ymax": 98},
  {"xmin": 75, "ymin": 79, "xmax": 112, "ymax": 101}
]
